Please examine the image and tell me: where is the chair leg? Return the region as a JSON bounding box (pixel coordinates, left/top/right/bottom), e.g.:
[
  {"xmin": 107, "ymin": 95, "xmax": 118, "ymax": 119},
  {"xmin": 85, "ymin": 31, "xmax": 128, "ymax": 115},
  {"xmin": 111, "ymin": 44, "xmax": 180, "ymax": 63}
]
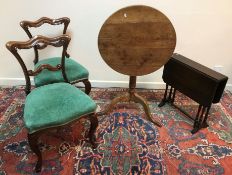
[
  {"xmin": 28, "ymin": 133, "xmax": 42, "ymax": 173},
  {"xmin": 88, "ymin": 114, "xmax": 98, "ymax": 149},
  {"xmin": 83, "ymin": 79, "xmax": 91, "ymax": 94}
]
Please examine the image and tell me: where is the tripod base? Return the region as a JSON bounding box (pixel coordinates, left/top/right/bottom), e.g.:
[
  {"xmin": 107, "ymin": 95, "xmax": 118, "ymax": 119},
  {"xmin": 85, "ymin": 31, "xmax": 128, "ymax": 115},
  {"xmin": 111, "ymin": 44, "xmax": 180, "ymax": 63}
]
[{"xmin": 100, "ymin": 92, "xmax": 162, "ymax": 127}]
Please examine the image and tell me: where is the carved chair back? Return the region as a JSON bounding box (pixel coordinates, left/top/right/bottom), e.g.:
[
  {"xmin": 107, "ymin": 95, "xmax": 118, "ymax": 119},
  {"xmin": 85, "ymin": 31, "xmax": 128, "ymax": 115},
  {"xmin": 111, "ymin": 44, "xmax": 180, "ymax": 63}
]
[
  {"xmin": 6, "ymin": 34, "xmax": 71, "ymax": 94},
  {"xmin": 20, "ymin": 17, "xmax": 70, "ymax": 64}
]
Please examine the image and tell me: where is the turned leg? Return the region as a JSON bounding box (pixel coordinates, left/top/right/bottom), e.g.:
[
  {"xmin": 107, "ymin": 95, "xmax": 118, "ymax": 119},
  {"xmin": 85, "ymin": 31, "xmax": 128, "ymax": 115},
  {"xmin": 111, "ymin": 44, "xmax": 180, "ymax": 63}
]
[
  {"xmin": 191, "ymin": 105, "xmax": 202, "ymax": 134},
  {"xmin": 167, "ymin": 87, "xmax": 173, "ymax": 102},
  {"xmin": 202, "ymin": 107, "xmax": 210, "ymax": 128},
  {"xmin": 198, "ymin": 107, "xmax": 206, "ymax": 127},
  {"xmin": 28, "ymin": 133, "xmax": 42, "ymax": 173},
  {"xmin": 191, "ymin": 105, "xmax": 206, "ymax": 134},
  {"xmin": 88, "ymin": 114, "xmax": 98, "ymax": 149},
  {"xmin": 191, "ymin": 105, "xmax": 211, "ymax": 134},
  {"xmin": 83, "ymin": 79, "xmax": 91, "ymax": 95},
  {"xmin": 133, "ymin": 93, "xmax": 162, "ymax": 127},
  {"xmin": 158, "ymin": 84, "xmax": 169, "ymax": 107},
  {"xmin": 170, "ymin": 89, "xmax": 176, "ymax": 104}
]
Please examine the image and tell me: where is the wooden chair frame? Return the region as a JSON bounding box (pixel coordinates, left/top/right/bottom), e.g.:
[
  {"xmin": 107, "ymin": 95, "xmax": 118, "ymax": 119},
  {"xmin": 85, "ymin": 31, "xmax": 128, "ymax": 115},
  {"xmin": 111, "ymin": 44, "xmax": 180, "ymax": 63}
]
[
  {"xmin": 20, "ymin": 17, "xmax": 91, "ymax": 94},
  {"xmin": 6, "ymin": 34, "xmax": 70, "ymax": 94},
  {"xmin": 6, "ymin": 35, "xmax": 98, "ymax": 172},
  {"xmin": 27, "ymin": 114, "xmax": 98, "ymax": 172}
]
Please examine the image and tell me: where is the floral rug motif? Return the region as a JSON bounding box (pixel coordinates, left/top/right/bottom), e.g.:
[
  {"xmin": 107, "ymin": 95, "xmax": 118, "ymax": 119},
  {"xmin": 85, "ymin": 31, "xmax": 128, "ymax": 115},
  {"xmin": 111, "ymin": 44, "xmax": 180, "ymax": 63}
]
[
  {"xmin": 0, "ymin": 86, "xmax": 232, "ymax": 175},
  {"xmin": 74, "ymin": 112, "xmax": 163, "ymax": 175}
]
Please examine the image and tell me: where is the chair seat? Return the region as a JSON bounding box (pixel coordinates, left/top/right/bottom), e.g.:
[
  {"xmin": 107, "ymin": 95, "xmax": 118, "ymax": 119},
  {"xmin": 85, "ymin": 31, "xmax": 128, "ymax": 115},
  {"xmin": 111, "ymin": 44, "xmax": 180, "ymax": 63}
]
[
  {"xmin": 24, "ymin": 83, "xmax": 96, "ymax": 134},
  {"xmin": 34, "ymin": 57, "xmax": 89, "ymax": 87}
]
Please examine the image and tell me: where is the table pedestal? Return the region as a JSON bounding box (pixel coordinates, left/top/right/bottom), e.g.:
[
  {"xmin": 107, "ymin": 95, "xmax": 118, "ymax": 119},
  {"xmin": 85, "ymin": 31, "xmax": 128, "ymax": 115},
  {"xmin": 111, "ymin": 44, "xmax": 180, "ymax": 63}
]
[{"xmin": 101, "ymin": 76, "xmax": 162, "ymax": 127}]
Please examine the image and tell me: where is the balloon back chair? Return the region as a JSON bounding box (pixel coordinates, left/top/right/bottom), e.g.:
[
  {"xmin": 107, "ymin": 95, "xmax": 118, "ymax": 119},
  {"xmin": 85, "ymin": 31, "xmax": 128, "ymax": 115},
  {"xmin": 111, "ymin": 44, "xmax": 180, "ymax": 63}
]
[
  {"xmin": 20, "ymin": 17, "xmax": 91, "ymax": 94},
  {"xmin": 6, "ymin": 34, "xmax": 98, "ymax": 173}
]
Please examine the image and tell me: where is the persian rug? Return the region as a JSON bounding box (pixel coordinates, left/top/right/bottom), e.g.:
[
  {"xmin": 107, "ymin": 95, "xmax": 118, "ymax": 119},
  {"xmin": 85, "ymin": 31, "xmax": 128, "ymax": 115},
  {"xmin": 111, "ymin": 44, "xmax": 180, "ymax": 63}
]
[{"xmin": 0, "ymin": 86, "xmax": 232, "ymax": 175}]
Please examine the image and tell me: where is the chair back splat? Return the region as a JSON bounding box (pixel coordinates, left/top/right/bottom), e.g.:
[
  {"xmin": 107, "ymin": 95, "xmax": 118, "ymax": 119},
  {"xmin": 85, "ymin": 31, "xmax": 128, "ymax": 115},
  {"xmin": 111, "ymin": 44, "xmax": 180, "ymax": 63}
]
[
  {"xmin": 19, "ymin": 17, "xmax": 91, "ymax": 94},
  {"xmin": 6, "ymin": 34, "xmax": 70, "ymax": 94},
  {"xmin": 20, "ymin": 17, "xmax": 70, "ymax": 63}
]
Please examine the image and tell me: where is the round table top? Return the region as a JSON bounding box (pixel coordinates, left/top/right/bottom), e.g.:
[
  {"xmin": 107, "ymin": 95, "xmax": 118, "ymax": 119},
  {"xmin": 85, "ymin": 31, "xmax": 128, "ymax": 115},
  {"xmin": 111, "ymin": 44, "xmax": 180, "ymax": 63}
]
[{"xmin": 98, "ymin": 5, "xmax": 176, "ymax": 76}]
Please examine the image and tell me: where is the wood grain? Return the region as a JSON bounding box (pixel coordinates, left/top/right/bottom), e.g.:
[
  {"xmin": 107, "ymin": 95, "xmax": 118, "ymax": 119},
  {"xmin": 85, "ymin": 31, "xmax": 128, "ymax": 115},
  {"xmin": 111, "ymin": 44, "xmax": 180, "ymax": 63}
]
[{"xmin": 98, "ymin": 5, "xmax": 176, "ymax": 76}]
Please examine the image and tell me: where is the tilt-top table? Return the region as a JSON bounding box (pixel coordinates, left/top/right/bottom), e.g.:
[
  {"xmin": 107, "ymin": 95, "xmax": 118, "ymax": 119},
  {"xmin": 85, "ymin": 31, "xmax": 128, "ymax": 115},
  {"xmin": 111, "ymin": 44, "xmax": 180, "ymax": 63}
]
[{"xmin": 98, "ymin": 5, "xmax": 176, "ymax": 127}]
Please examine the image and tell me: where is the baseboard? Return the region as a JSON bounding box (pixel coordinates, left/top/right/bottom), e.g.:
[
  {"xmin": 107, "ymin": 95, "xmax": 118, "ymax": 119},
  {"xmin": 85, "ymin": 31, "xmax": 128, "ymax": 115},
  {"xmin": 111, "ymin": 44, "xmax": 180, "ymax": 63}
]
[
  {"xmin": 0, "ymin": 78, "xmax": 166, "ymax": 89},
  {"xmin": 90, "ymin": 80, "xmax": 166, "ymax": 89},
  {"xmin": 0, "ymin": 78, "xmax": 35, "ymax": 86},
  {"xmin": 0, "ymin": 78, "xmax": 231, "ymax": 91},
  {"xmin": 227, "ymin": 84, "xmax": 232, "ymax": 92}
]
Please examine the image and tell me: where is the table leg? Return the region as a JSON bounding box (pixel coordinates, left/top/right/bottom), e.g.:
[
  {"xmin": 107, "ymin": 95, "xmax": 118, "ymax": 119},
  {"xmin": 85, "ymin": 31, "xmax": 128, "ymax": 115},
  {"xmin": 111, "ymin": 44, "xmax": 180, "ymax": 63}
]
[
  {"xmin": 202, "ymin": 107, "xmax": 210, "ymax": 128},
  {"xmin": 158, "ymin": 85, "xmax": 176, "ymax": 107},
  {"xmin": 99, "ymin": 76, "xmax": 162, "ymax": 127},
  {"xmin": 158, "ymin": 84, "xmax": 169, "ymax": 107},
  {"xmin": 133, "ymin": 93, "xmax": 162, "ymax": 127},
  {"xmin": 98, "ymin": 93, "xmax": 130, "ymax": 115}
]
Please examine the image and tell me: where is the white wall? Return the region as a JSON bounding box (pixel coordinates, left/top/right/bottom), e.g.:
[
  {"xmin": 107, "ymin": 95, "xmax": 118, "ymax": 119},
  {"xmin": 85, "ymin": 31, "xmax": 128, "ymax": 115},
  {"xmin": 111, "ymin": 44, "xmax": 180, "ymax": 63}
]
[{"xmin": 0, "ymin": 0, "xmax": 232, "ymax": 90}]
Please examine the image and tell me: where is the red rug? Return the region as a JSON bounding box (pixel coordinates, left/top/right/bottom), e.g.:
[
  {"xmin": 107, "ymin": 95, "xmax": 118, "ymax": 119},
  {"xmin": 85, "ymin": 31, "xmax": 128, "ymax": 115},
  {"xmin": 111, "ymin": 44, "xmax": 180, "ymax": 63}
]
[{"xmin": 0, "ymin": 86, "xmax": 232, "ymax": 175}]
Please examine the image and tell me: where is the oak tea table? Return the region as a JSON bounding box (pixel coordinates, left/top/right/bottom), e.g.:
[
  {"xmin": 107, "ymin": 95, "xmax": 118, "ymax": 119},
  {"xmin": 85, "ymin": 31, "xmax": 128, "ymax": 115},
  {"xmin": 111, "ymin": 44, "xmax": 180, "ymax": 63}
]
[{"xmin": 98, "ymin": 5, "xmax": 176, "ymax": 127}]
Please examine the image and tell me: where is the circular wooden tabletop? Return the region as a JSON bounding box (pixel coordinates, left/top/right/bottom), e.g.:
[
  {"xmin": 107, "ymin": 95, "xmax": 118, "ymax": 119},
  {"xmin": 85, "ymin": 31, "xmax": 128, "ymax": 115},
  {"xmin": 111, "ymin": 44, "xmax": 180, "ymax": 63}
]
[{"xmin": 98, "ymin": 5, "xmax": 176, "ymax": 76}]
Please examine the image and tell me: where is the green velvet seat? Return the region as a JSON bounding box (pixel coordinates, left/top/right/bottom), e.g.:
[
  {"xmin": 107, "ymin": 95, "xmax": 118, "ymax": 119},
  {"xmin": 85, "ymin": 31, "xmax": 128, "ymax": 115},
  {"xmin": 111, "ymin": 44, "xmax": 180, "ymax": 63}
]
[
  {"xmin": 34, "ymin": 57, "xmax": 89, "ymax": 87},
  {"xmin": 24, "ymin": 82, "xmax": 96, "ymax": 134}
]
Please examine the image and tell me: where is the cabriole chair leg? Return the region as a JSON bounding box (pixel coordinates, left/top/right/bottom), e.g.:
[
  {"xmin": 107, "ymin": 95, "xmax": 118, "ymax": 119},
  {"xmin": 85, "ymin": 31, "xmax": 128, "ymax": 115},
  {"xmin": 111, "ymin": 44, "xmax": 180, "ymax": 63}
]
[
  {"xmin": 88, "ymin": 114, "xmax": 98, "ymax": 149},
  {"xmin": 83, "ymin": 79, "xmax": 91, "ymax": 94},
  {"xmin": 28, "ymin": 133, "xmax": 42, "ymax": 173}
]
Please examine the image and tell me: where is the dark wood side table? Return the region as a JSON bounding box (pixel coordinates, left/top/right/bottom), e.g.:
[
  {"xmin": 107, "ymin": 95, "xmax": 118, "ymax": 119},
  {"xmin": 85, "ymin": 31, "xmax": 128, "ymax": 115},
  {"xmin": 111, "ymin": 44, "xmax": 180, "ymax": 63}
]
[
  {"xmin": 98, "ymin": 5, "xmax": 176, "ymax": 127},
  {"xmin": 159, "ymin": 53, "xmax": 228, "ymax": 133}
]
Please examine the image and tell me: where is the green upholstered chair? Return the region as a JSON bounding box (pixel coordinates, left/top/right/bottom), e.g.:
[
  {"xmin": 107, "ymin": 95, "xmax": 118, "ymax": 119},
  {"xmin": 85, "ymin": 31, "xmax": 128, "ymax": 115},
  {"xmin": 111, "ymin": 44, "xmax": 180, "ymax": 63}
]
[
  {"xmin": 6, "ymin": 35, "xmax": 98, "ymax": 173},
  {"xmin": 20, "ymin": 17, "xmax": 91, "ymax": 94}
]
